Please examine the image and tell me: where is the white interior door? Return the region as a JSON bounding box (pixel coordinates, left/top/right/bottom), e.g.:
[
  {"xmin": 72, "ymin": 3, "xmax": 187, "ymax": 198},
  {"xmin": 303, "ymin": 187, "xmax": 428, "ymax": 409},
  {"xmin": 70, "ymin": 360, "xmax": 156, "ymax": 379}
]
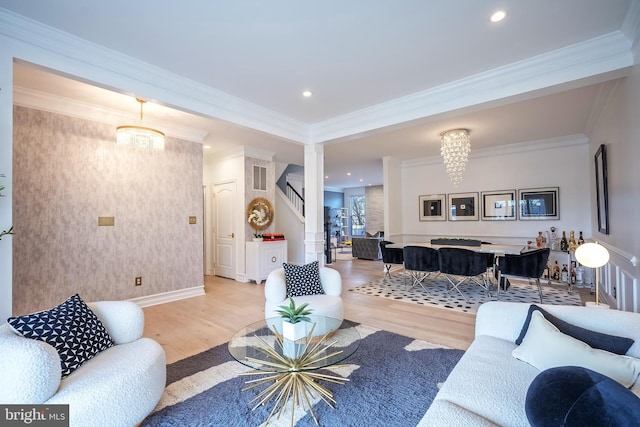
[{"xmin": 213, "ymin": 181, "xmax": 236, "ymax": 279}]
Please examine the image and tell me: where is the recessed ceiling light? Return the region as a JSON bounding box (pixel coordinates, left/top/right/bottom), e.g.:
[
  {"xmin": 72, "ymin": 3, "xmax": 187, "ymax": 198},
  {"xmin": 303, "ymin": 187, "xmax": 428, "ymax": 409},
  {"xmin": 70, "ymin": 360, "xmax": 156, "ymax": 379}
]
[
  {"xmin": 359, "ymin": 179, "xmax": 363, "ymax": 182},
  {"xmin": 203, "ymin": 145, "xmax": 211, "ymax": 149},
  {"xmin": 302, "ymin": 90, "xmax": 313, "ymax": 98},
  {"xmin": 325, "ymin": 175, "xmax": 328, "ymax": 179},
  {"xmin": 490, "ymin": 10, "xmax": 507, "ymax": 22},
  {"xmin": 347, "ymin": 172, "xmax": 351, "ymax": 176}
]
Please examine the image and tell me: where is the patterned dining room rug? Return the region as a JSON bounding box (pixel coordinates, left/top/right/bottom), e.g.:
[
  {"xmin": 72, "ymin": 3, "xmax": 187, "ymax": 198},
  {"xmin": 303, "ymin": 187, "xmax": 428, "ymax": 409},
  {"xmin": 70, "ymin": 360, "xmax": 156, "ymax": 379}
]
[
  {"xmin": 349, "ymin": 270, "xmax": 582, "ymax": 314},
  {"xmin": 141, "ymin": 323, "xmax": 464, "ymax": 427}
]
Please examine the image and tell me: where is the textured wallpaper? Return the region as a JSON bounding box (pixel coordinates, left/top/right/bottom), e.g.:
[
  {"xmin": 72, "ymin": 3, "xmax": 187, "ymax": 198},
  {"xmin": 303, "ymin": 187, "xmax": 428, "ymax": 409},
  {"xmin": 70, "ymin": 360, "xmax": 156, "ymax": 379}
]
[
  {"xmin": 12, "ymin": 106, "xmax": 203, "ymax": 315},
  {"xmin": 244, "ymin": 157, "xmax": 275, "ymax": 238}
]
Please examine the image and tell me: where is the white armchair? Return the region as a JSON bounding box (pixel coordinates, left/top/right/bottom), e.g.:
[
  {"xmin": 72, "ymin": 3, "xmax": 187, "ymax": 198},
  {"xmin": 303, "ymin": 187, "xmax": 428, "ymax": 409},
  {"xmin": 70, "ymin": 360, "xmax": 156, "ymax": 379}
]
[
  {"xmin": 0, "ymin": 300, "xmax": 166, "ymax": 427},
  {"xmin": 265, "ymin": 266, "xmax": 344, "ymax": 328}
]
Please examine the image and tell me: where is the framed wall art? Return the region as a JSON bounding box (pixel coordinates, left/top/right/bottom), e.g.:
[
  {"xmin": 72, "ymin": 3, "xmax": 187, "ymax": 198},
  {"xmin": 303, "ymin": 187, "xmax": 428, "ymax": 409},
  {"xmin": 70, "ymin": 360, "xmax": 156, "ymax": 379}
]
[
  {"xmin": 595, "ymin": 144, "xmax": 609, "ymax": 234},
  {"xmin": 518, "ymin": 187, "xmax": 559, "ymax": 220},
  {"xmin": 419, "ymin": 194, "xmax": 446, "ymax": 221},
  {"xmin": 481, "ymin": 190, "xmax": 516, "ymax": 221},
  {"xmin": 448, "ymin": 192, "xmax": 479, "ymax": 221}
]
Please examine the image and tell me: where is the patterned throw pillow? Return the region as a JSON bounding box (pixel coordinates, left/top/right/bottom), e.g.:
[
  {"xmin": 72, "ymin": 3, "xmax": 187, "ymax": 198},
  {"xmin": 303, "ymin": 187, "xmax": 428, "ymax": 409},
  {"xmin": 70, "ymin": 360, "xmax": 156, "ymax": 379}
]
[
  {"xmin": 283, "ymin": 261, "xmax": 325, "ymax": 297},
  {"xmin": 8, "ymin": 294, "xmax": 114, "ymax": 378}
]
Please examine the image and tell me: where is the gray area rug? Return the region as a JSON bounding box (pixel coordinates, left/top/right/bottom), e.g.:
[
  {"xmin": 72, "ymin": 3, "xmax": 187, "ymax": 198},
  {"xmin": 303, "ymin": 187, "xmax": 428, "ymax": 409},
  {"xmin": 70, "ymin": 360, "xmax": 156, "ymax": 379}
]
[
  {"xmin": 141, "ymin": 324, "xmax": 464, "ymax": 426},
  {"xmin": 350, "ymin": 271, "xmax": 581, "ymax": 314}
]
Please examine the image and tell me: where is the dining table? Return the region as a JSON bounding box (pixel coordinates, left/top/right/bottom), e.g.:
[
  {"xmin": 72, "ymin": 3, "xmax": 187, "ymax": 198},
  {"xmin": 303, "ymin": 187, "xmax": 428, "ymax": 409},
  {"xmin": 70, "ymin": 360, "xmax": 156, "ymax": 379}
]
[{"xmin": 387, "ymin": 242, "xmax": 525, "ymax": 255}]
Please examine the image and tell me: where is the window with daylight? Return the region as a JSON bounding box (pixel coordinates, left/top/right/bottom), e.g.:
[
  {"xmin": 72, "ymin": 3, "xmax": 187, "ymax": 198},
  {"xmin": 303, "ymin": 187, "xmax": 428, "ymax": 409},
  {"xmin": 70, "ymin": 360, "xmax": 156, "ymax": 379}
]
[
  {"xmin": 253, "ymin": 165, "xmax": 267, "ymax": 191},
  {"xmin": 350, "ymin": 195, "xmax": 366, "ymax": 236}
]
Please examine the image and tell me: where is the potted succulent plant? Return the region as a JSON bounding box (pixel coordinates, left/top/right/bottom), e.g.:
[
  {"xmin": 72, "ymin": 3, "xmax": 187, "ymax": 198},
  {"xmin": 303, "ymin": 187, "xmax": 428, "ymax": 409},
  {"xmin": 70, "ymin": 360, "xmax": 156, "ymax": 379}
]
[
  {"xmin": 276, "ymin": 298, "xmax": 313, "ymax": 341},
  {"xmin": 252, "ymin": 233, "xmax": 263, "ymax": 242}
]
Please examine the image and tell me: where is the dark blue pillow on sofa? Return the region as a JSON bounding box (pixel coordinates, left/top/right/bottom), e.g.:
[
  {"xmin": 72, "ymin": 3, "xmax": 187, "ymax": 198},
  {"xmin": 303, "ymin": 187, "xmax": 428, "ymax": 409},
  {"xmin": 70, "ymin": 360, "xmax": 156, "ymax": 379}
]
[
  {"xmin": 526, "ymin": 366, "xmax": 640, "ymax": 427},
  {"xmin": 516, "ymin": 304, "xmax": 634, "ymax": 355}
]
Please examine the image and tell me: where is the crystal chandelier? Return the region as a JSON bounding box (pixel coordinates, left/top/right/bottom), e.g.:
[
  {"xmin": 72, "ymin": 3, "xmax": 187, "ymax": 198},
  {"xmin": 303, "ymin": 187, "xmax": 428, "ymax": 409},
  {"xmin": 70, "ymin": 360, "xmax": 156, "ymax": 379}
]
[
  {"xmin": 440, "ymin": 129, "xmax": 470, "ymax": 187},
  {"xmin": 116, "ymin": 99, "xmax": 165, "ymax": 150}
]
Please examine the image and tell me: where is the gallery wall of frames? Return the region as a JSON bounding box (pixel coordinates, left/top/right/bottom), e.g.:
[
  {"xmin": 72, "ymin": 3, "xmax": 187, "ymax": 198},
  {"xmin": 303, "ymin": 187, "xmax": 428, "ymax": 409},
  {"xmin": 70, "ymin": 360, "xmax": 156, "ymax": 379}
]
[{"xmin": 419, "ymin": 187, "xmax": 559, "ymax": 222}]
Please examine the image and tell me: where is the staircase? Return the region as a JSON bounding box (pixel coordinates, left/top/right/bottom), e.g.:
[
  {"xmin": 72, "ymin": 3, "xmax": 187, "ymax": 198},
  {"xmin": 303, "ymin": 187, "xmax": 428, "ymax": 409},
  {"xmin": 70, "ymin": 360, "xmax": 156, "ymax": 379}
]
[{"xmin": 285, "ymin": 182, "xmax": 304, "ymax": 217}]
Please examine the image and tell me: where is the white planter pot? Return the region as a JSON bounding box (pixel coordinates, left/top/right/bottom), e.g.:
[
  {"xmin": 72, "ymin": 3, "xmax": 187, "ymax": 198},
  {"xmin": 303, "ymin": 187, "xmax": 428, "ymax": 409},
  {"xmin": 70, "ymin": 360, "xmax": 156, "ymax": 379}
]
[
  {"xmin": 282, "ymin": 320, "xmax": 308, "ymax": 342},
  {"xmin": 252, "ymin": 237, "xmax": 263, "ymax": 242}
]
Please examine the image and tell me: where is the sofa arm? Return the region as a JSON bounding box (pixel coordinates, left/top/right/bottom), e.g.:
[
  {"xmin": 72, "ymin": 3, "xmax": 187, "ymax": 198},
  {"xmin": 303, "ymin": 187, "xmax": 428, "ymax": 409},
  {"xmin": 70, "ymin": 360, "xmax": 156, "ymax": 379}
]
[
  {"xmin": 319, "ymin": 267, "xmax": 342, "ymax": 296},
  {"xmin": 0, "ymin": 324, "xmax": 61, "ymax": 403},
  {"xmin": 265, "ymin": 268, "xmax": 287, "ymax": 303},
  {"xmin": 475, "ymin": 301, "xmax": 532, "ymax": 342},
  {"xmin": 88, "ymin": 301, "xmax": 144, "ymax": 345}
]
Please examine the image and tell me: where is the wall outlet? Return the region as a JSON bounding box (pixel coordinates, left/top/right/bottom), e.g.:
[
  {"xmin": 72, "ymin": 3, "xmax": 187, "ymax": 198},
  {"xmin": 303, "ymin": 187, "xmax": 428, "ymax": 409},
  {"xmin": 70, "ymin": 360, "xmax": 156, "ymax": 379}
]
[
  {"xmin": 189, "ymin": 216, "xmax": 197, "ymax": 224},
  {"xmin": 135, "ymin": 277, "xmax": 142, "ymax": 286}
]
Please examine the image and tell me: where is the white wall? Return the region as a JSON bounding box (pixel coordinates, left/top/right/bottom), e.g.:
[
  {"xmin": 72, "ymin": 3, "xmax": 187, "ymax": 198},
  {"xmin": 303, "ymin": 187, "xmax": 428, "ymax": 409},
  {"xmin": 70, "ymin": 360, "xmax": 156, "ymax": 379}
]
[
  {"xmin": 588, "ymin": 61, "xmax": 640, "ymax": 312},
  {"xmin": 400, "ymin": 136, "xmax": 591, "ymax": 245},
  {"xmin": 383, "ymin": 157, "xmax": 403, "ymax": 241},
  {"xmin": 275, "ymin": 189, "xmax": 305, "ymax": 264}
]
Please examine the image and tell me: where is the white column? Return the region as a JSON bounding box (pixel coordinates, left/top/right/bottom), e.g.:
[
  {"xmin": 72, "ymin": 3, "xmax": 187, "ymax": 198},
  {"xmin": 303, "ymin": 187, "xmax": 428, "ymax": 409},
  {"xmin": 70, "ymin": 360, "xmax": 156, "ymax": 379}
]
[
  {"xmin": 303, "ymin": 143, "xmax": 325, "ymax": 265},
  {"xmin": 0, "ymin": 43, "xmax": 13, "ymax": 319},
  {"xmin": 383, "ymin": 156, "xmax": 402, "ymax": 241}
]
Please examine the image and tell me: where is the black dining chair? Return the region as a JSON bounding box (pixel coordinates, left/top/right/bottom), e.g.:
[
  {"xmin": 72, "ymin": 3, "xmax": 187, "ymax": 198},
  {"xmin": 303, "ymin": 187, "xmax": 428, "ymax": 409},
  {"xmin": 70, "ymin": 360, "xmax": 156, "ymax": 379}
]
[
  {"xmin": 403, "ymin": 246, "xmax": 439, "ymax": 291},
  {"xmin": 438, "ymin": 247, "xmax": 494, "ymax": 302},
  {"xmin": 379, "ymin": 241, "xmax": 404, "ymax": 279},
  {"xmin": 496, "ymin": 248, "xmax": 551, "ymax": 303},
  {"xmin": 480, "ymin": 241, "xmax": 496, "ymax": 287}
]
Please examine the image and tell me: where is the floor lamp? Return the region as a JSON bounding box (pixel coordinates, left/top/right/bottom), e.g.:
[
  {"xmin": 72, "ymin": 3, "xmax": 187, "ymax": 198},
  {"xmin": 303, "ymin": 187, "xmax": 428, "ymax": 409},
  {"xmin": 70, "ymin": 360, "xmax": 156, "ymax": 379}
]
[{"xmin": 575, "ymin": 242, "xmax": 610, "ymax": 308}]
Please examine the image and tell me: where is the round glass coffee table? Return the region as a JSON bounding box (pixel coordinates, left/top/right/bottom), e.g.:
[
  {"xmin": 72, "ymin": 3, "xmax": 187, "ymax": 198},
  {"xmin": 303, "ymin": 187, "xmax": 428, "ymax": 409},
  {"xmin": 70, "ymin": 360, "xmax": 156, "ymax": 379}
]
[{"xmin": 228, "ymin": 316, "xmax": 360, "ymax": 426}]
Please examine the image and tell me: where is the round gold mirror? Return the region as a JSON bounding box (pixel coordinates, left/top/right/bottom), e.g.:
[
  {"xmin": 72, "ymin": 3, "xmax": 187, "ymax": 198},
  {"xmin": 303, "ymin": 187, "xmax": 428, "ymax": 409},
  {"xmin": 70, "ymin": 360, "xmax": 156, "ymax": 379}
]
[{"xmin": 247, "ymin": 197, "xmax": 273, "ymax": 231}]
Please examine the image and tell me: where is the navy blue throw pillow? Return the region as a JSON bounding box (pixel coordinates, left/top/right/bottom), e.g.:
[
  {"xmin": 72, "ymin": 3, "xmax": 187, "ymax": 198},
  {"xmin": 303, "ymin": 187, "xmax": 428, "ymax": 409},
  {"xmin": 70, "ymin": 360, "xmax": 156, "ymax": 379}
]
[
  {"xmin": 8, "ymin": 294, "xmax": 114, "ymax": 377},
  {"xmin": 515, "ymin": 305, "xmax": 634, "ymax": 355},
  {"xmin": 526, "ymin": 366, "xmax": 640, "ymax": 427},
  {"xmin": 283, "ymin": 261, "xmax": 325, "ymax": 297}
]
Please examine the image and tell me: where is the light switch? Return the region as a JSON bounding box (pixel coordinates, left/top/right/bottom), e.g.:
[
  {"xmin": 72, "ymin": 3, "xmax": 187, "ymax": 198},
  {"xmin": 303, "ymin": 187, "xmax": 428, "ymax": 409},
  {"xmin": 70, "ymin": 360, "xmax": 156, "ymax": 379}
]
[
  {"xmin": 189, "ymin": 216, "xmax": 197, "ymax": 224},
  {"xmin": 98, "ymin": 216, "xmax": 115, "ymax": 226}
]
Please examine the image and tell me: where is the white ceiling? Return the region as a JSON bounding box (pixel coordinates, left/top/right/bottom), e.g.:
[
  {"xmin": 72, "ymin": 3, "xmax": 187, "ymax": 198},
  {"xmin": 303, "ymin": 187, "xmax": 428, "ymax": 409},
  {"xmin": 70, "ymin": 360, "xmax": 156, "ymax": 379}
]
[{"xmin": 1, "ymin": 0, "xmax": 636, "ymax": 190}]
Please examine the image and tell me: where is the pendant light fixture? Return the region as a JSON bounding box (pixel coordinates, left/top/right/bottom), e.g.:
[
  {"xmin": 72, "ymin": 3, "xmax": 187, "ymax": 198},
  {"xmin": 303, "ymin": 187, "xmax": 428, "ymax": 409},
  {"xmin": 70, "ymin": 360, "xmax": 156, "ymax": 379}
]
[
  {"xmin": 440, "ymin": 128, "xmax": 471, "ymax": 187},
  {"xmin": 116, "ymin": 98, "xmax": 165, "ymax": 150}
]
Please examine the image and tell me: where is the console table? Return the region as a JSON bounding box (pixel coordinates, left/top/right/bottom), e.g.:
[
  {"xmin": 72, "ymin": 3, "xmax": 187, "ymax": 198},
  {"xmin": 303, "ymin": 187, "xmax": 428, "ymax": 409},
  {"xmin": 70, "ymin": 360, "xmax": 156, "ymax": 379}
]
[{"xmin": 246, "ymin": 240, "xmax": 287, "ymax": 284}]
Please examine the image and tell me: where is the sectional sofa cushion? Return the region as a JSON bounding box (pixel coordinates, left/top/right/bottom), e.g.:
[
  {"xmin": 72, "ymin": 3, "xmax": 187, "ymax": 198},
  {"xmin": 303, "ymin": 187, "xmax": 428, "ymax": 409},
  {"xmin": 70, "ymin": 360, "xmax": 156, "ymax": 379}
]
[
  {"xmin": 7, "ymin": 294, "xmax": 114, "ymax": 377},
  {"xmin": 512, "ymin": 311, "xmax": 640, "ymax": 388},
  {"xmin": 515, "ymin": 304, "xmax": 634, "ymax": 354},
  {"xmin": 526, "ymin": 366, "xmax": 640, "ymax": 427}
]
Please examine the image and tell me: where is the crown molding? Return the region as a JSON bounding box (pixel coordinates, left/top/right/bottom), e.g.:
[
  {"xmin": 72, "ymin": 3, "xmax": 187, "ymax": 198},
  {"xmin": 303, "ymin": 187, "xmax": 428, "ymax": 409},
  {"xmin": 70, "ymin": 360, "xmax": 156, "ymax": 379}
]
[
  {"xmin": 402, "ymin": 134, "xmax": 589, "ymax": 168},
  {"xmin": 622, "ymin": 0, "xmax": 640, "ymax": 62},
  {"xmin": 13, "ymin": 86, "xmax": 209, "ymax": 143},
  {"xmin": 244, "ymin": 146, "xmax": 275, "ymax": 161},
  {"xmin": 309, "ymin": 31, "xmax": 633, "ymax": 144},
  {"xmin": 1, "ymin": 8, "xmax": 635, "ymax": 147},
  {"xmin": 0, "ymin": 8, "xmax": 308, "ymax": 143}
]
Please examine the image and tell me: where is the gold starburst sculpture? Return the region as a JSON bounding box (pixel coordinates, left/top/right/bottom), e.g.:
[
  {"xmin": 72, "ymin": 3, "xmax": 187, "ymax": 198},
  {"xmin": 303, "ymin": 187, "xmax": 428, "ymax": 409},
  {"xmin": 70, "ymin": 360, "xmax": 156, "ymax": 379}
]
[{"xmin": 240, "ymin": 323, "xmax": 350, "ymax": 426}]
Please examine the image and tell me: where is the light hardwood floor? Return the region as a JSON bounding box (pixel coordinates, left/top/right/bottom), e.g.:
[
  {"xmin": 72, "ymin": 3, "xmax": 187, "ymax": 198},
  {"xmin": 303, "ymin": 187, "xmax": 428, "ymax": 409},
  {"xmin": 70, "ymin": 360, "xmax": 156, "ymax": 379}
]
[
  {"xmin": 142, "ymin": 256, "xmax": 592, "ymax": 364},
  {"xmin": 142, "ymin": 257, "xmax": 476, "ymax": 364}
]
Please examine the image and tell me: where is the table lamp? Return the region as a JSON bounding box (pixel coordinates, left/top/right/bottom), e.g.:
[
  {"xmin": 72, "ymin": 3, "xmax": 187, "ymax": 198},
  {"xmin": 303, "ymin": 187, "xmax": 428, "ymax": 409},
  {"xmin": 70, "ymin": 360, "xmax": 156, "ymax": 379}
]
[{"xmin": 575, "ymin": 242, "xmax": 610, "ymax": 307}]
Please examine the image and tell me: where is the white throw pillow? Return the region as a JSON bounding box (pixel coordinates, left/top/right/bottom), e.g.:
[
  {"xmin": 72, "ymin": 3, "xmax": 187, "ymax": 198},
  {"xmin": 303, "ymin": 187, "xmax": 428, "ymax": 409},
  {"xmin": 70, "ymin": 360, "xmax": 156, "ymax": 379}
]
[{"xmin": 512, "ymin": 310, "xmax": 640, "ymax": 388}]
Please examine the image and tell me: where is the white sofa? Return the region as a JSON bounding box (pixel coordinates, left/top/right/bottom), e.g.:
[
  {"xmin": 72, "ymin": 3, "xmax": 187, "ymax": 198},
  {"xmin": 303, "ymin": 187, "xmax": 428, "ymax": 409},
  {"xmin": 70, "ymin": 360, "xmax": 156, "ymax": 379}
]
[
  {"xmin": 419, "ymin": 301, "xmax": 640, "ymax": 426},
  {"xmin": 264, "ymin": 266, "xmax": 344, "ymax": 325},
  {"xmin": 0, "ymin": 300, "xmax": 166, "ymax": 427}
]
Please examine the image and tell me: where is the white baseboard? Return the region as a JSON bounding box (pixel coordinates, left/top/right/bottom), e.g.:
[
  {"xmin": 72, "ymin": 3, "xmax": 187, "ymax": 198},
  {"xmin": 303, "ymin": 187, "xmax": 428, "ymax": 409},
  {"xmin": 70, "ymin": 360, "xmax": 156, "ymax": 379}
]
[{"xmin": 129, "ymin": 286, "xmax": 205, "ymax": 308}]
